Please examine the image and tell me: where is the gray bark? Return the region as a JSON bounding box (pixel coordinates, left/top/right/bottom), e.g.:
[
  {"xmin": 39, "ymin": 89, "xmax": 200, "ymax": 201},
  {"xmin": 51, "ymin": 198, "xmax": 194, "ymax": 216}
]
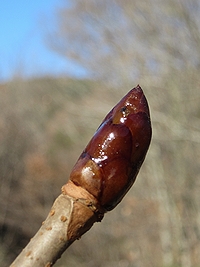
[{"xmin": 10, "ymin": 182, "xmax": 104, "ymax": 267}]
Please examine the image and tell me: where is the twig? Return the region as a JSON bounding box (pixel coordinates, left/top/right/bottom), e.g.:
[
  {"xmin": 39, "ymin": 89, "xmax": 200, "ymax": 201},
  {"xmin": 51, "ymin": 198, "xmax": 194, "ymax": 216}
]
[{"xmin": 10, "ymin": 183, "xmax": 104, "ymax": 267}]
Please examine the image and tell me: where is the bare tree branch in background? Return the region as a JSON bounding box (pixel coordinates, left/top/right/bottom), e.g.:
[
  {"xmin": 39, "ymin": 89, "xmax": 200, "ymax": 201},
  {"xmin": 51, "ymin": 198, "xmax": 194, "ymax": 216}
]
[{"xmin": 47, "ymin": 0, "xmax": 200, "ymax": 86}]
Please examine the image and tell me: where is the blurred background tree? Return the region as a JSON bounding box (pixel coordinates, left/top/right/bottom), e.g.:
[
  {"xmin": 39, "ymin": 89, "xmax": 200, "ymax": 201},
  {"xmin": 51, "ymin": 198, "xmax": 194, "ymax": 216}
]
[
  {"xmin": 48, "ymin": 0, "xmax": 200, "ymax": 85},
  {"xmin": 1, "ymin": 0, "xmax": 200, "ymax": 267}
]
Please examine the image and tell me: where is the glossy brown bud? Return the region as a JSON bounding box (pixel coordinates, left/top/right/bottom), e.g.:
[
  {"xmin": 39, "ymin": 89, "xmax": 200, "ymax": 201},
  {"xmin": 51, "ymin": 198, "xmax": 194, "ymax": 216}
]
[{"xmin": 69, "ymin": 85, "xmax": 152, "ymax": 211}]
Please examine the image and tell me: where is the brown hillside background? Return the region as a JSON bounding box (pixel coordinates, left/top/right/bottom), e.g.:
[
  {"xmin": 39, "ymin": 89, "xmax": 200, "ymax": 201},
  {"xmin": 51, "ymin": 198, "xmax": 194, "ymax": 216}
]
[
  {"xmin": 1, "ymin": 1, "xmax": 200, "ymax": 266},
  {"xmin": 1, "ymin": 73, "xmax": 200, "ymax": 267}
]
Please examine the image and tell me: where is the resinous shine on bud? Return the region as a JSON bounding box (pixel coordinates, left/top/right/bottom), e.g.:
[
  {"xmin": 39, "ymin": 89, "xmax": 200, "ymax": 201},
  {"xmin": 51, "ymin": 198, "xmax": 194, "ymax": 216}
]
[{"xmin": 69, "ymin": 85, "xmax": 152, "ymax": 211}]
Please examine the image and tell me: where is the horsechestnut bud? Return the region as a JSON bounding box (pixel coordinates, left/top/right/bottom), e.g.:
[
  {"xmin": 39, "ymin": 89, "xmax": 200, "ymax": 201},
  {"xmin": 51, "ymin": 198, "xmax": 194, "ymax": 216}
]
[{"xmin": 68, "ymin": 85, "xmax": 151, "ymax": 211}]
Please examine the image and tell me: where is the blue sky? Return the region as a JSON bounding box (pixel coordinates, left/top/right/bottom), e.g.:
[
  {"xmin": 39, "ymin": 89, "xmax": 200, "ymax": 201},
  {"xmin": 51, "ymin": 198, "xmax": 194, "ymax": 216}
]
[{"xmin": 0, "ymin": 0, "xmax": 85, "ymax": 82}]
